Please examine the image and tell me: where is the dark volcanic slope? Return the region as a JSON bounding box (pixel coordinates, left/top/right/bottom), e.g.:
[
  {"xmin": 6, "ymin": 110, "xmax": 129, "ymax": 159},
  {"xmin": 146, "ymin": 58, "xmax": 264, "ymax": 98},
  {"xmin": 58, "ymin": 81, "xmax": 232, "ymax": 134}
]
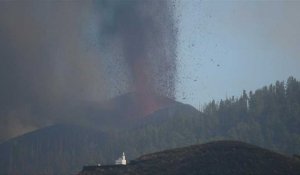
[
  {"xmin": 0, "ymin": 94, "xmax": 201, "ymax": 175},
  {"xmin": 0, "ymin": 124, "xmax": 107, "ymax": 175},
  {"xmin": 99, "ymin": 92, "xmax": 178, "ymax": 119},
  {"xmin": 79, "ymin": 141, "xmax": 300, "ymax": 175}
]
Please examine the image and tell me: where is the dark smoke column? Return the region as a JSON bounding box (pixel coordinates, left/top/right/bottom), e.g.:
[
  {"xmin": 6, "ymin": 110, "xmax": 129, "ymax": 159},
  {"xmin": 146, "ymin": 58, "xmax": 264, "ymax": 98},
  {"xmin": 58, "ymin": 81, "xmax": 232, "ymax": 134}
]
[{"xmin": 98, "ymin": 0, "xmax": 177, "ymax": 116}]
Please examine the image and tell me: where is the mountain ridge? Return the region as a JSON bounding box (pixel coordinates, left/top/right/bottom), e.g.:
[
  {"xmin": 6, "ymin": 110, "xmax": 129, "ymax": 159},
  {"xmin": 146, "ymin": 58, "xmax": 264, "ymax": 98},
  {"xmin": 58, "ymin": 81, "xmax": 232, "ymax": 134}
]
[{"xmin": 79, "ymin": 140, "xmax": 300, "ymax": 175}]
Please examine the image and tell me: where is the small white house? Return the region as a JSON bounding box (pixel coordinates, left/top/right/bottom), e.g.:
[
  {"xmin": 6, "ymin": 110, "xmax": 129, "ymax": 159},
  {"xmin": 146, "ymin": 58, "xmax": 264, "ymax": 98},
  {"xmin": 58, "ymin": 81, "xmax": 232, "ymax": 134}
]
[{"xmin": 115, "ymin": 152, "xmax": 126, "ymax": 165}]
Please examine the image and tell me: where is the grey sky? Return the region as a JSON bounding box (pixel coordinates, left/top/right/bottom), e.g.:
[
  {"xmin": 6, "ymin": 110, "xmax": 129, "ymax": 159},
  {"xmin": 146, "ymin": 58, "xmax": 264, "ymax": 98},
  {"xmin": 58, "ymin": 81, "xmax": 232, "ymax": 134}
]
[{"xmin": 175, "ymin": 0, "xmax": 300, "ymax": 108}]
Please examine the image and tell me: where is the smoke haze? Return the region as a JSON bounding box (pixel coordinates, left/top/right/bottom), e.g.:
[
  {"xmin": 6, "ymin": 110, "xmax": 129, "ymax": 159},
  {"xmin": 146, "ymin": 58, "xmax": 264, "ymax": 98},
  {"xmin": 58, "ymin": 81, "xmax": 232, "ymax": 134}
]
[{"xmin": 0, "ymin": 0, "xmax": 177, "ymax": 141}]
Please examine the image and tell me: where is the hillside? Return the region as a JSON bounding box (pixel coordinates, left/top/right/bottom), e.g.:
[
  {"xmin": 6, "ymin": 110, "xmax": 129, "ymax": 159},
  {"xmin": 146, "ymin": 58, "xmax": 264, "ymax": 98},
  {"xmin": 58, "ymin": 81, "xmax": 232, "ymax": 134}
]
[
  {"xmin": 201, "ymin": 76, "xmax": 300, "ymax": 155},
  {"xmin": 0, "ymin": 92, "xmax": 178, "ymax": 143},
  {"xmin": 79, "ymin": 141, "xmax": 300, "ymax": 175},
  {"xmin": 0, "ymin": 124, "xmax": 107, "ymax": 175},
  {"xmin": 0, "ymin": 97, "xmax": 201, "ymax": 175}
]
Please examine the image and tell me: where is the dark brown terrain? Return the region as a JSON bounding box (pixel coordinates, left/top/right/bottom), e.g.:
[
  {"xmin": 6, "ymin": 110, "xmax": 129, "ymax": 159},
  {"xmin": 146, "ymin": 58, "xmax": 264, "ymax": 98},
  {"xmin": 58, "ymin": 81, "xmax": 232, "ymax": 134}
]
[{"xmin": 79, "ymin": 141, "xmax": 300, "ymax": 175}]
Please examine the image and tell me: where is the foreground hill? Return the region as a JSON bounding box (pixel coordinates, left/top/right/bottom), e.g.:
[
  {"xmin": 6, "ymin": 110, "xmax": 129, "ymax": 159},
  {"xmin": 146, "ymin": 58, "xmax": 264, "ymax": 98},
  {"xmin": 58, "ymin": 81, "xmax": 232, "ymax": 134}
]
[{"xmin": 79, "ymin": 141, "xmax": 300, "ymax": 175}]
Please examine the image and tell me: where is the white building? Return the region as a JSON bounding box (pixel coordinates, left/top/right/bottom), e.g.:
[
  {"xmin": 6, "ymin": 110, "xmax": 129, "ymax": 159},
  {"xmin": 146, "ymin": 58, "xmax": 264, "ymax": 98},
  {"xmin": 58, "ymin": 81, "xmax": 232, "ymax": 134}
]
[{"xmin": 115, "ymin": 152, "xmax": 127, "ymax": 165}]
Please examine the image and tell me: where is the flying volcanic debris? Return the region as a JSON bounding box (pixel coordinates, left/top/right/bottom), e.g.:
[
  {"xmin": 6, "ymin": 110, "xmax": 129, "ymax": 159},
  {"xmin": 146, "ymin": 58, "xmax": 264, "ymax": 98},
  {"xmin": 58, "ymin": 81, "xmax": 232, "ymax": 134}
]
[{"xmin": 96, "ymin": 0, "xmax": 177, "ymax": 115}]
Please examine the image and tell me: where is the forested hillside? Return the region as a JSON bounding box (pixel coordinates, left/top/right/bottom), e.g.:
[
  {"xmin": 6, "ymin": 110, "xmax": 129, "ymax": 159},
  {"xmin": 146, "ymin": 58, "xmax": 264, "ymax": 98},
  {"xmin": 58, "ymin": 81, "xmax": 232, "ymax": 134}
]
[{"xmin": 201, "ymin": 76, "xmax": 300, "ymax": 154}]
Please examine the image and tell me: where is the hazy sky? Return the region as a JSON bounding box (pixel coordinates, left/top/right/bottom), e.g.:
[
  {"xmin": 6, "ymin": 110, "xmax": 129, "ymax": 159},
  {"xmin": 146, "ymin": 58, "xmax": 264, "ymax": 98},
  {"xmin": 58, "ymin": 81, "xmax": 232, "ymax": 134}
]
[{"xmin": 175, "ymin": 0, "xmax": 300, "ymax": 108}]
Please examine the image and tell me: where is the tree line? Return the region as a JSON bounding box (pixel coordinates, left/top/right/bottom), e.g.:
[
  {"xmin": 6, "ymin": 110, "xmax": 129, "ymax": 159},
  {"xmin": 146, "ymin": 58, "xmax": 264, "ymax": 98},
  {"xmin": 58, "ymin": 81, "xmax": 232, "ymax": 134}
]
[{"xmin": 202, "ymin": 76, "xmax": 300, "ymax": 154}]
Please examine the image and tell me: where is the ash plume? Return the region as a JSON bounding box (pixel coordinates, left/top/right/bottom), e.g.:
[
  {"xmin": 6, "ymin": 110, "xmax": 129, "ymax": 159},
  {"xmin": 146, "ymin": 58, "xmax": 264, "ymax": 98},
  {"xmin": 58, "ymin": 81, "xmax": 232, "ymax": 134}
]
[
  {"xmin": 0, "ymin": 0, "xmax": 177, "ymax": 141},
  {"xmin": 97, "ymin": 0, "xmax": 177, "ymax": 115}
]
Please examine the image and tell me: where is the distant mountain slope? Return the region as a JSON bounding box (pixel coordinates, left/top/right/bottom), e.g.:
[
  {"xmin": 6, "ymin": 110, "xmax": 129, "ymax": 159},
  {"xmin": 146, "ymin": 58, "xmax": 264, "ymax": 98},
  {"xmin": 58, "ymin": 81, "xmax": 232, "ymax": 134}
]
[
  {"xmin": 99, "ymin": 92, "xmax": 177, "ymax": 118},
  {"xmin": 79, "ymin": 141, "xmax": 300, "ymax": 175},
  {"xmin": 0, "ymin": 124, "xmax": 107, "ymax": 175},
  {"xmin": 73, "ymin": 92, "xmax": 181, "ymax": 132},
  {"xmin": 0, "ymin": 92, "xmax": 178, "ymax": 143},
  {"xmin": 0, "ymin": 96, "xmax": 202, "ymax": 175}
]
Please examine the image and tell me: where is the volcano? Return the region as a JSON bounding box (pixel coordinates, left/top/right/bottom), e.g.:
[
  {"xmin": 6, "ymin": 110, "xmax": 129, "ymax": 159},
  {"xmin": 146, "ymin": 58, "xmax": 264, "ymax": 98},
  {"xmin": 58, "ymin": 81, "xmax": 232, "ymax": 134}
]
[
  {"xmin": 99, "ymin": 92, "xmax": 178, "ymax": 118},
  {"xmin": 0, "ymin": 93, "xmax": 200, "ymax": 175}
]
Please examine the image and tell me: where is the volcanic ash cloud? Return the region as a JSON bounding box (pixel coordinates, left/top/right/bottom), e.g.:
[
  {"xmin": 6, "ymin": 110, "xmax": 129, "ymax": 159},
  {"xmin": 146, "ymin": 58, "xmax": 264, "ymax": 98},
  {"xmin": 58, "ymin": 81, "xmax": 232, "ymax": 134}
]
[{"xmin": 0, "ymin": 0, "xmax": 177, "ymax": 140}]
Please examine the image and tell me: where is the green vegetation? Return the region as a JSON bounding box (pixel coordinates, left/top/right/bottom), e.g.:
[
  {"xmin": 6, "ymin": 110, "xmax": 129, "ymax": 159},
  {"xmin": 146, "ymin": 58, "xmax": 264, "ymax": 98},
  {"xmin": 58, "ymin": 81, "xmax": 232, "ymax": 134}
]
[{"xmin": 201, "ymin": 76, "xmax": 300, "ymax": 154}]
